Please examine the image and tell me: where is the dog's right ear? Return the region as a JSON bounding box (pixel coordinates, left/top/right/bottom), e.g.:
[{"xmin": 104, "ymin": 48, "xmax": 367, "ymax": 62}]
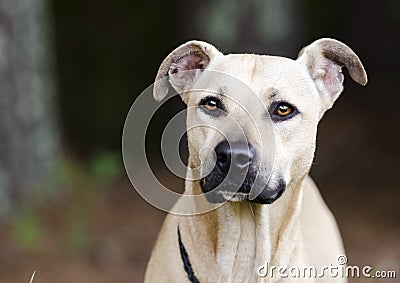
[{"xmin": 153, "ymin": 41, "xmax": 223, "ymax": 103}]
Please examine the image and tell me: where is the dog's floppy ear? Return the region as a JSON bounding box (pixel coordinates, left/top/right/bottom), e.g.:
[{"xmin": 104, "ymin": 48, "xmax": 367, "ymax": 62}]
[
  {"xmin": 297, "ymin": 38, "xmax": 367, "ymax": 110},
  {"xmin": 153, "ymin": 41, "xmax": 223, "ymax": 102}
]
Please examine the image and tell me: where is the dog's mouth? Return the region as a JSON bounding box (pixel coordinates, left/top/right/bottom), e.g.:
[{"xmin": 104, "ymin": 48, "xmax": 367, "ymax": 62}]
[
  {"xmin": 217, "ymin": 185, "xmax": 285, "ymax": 204},
  {"xmin": 199, "ymin": 166, "xmax": 286, "ymax": 205},
  {"xmin": 219, "ymin": 191, "xmax": 249, "ymax": 202}
]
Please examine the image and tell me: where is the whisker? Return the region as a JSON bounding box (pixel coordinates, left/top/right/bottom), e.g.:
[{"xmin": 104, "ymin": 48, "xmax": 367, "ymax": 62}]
[{"xmin": 248, "ymin": 202, "xmax": 256, "ymax": 220}]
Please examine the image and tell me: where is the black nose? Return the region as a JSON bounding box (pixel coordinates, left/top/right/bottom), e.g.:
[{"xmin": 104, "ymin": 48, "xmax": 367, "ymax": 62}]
[{"xmin": 215, "ymin": 140, "xmax": 255, "ymax": 173}]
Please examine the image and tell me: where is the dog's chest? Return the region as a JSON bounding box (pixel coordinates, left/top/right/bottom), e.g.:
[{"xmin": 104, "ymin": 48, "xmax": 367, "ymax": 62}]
[{"xmin": 211, "ymin": 205, "xmax": 271, "ymax": 282}]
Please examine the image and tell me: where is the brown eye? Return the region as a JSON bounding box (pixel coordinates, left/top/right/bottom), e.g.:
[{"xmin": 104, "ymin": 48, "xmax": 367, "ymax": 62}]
[
  {"xmin": 275, "ymin": 103, "xmax": 293, "ymax": 117},
  {"xmin": 204, "ymin": 99, "xmax": 218, "ymax": 111},
  {"xmin": 270, "ymin": 101, "xmax": 298, "ymax": 121},
  {"xmin": 199, "ymin": 96, "xmax": 224, "ymax": 116}
]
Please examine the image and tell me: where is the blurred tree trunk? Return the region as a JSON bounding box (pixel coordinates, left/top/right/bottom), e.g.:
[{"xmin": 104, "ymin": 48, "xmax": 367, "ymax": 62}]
[{"xmin": 0, "ymin": 0, "xmax": 58, "ymax": 215}]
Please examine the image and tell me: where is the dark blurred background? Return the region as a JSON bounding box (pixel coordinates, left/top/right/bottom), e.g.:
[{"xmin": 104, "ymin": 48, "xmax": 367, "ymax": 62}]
[{"xmin": 0, "ymin": 0, "xmax": 399, "ymax": 282}]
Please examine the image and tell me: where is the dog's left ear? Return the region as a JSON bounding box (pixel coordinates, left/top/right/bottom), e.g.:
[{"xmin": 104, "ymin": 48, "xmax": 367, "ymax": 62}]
[{"xmin": 297, "ymin": 38, "xmax": 367, "ymax": 111}]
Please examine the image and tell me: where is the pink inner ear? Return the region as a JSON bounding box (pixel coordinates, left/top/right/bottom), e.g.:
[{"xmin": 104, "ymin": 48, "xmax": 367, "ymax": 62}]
[
  {"xmin": 316, "ymin": 63, "xmax": 344, "ymax": 94},
  {"xmin": 325, "ymin": 63, "xmax": 344, "ymax": 87},
  {"xmin": 168, "ymin": 52, "xmax": 206, "ymax": 93},
  {"xmin": 170, "ymin": 53, "xmax": 204, "ymax": 74}
]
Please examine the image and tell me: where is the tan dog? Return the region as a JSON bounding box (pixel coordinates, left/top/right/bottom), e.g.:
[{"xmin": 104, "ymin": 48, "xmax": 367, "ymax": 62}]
[{"xmin": 144, "ymin": 38, "xmax": 367, "ymax": 282}]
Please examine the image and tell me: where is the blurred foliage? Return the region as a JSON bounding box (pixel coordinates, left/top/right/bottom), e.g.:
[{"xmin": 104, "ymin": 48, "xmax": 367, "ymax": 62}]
[
  {"xmin": 59, "ymin": 151, "xmax": 122, "ymax": 254},
  {"xmin": 11, "ymin": 208, "xmax": 43, "ymax": 251},
  {"xmin": 199, "ymin": 0, "xmax": 241, "ymax": 48},
  {"xmin": 9, "ymin": 150, "xmax": 122, "ymax": 253},
  {"xmin": 57, "ymin": 152, "xmax": 122, "ymax": 192},
  {"xmin": 199, "ymin": 0, "xmax": 295, "ymax": 53},
  {"xmin": 65, "ymin": 205, "xmax": 91, "ymax": 254},
  {"xmin": 88, "ymin": 151, "xmax": 123, "ymax": 186}
]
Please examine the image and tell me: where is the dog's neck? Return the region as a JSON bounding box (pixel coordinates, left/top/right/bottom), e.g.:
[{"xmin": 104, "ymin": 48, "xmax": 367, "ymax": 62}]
[{"xmin": 183, "ymin": 179, "xmax": 305, "ymax": 281}]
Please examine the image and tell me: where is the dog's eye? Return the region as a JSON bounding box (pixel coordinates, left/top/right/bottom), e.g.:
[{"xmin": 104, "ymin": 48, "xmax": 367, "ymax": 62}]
[
  {"xmin": 204, "ymin": 99, "xmax": 218, "ymax": 111},
  {"xmin": 270, "ymin": 102, "xmax": 298, "ymax": 121},
  {"xmin": 276, "ymin": 103, "xmax": 293, "ymax": 117},
  {"xmin": 199, "ymin": 96, "xmax": 224, "ymax": 115}
]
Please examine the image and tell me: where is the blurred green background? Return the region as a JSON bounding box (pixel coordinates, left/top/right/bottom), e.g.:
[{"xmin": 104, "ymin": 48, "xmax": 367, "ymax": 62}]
[{"xmin": 0, "ymin": 0, "xmax": 399, "ymax": 282}]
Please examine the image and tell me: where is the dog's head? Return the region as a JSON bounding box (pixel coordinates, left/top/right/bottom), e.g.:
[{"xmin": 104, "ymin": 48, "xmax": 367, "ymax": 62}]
[{"xmin": 153, "ymin": 39, "xmax": 367, "ymax": 204}]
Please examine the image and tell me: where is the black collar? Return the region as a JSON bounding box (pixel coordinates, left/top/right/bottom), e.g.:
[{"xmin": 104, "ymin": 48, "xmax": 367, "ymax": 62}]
[{"xmin": 177, "ymin": 226, "xmax": 200, "ymax": 283}]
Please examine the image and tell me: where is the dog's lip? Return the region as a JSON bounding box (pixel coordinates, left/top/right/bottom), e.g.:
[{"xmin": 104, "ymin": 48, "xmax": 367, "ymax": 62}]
[
  {"xmin": 219, "ymin": 191, "xmax": 249, "ymax": 202},
  {"xmin": 218, "ymin": 190, "xmax": 280, "ymax": 202},
  {"xmin": 217, "ymin": 183, "xmax": 285, "ymax": 204}
]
